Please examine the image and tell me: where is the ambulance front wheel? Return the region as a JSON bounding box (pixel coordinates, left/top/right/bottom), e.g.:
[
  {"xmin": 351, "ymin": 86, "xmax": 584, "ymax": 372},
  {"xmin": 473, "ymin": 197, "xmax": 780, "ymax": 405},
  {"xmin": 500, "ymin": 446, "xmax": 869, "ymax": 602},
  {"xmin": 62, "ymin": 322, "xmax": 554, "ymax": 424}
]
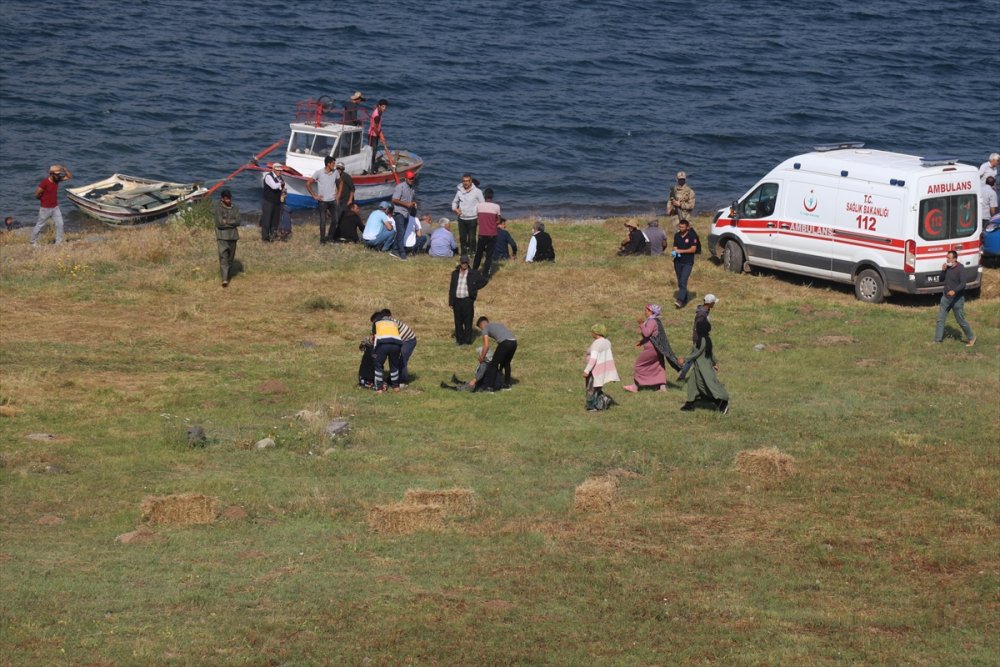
[
  {"xmin": 854, "ymin": 268, "xmax": 885, "ymax": 303},
  {"xmin": 722, "ymin": 241, "xmax": 745, "ymax": 274}
]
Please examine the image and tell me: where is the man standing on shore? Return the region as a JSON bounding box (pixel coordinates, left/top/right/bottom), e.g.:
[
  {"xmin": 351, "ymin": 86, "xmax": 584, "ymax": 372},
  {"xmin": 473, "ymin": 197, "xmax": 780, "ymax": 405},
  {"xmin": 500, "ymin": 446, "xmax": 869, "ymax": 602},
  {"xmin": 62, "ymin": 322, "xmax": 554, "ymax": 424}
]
[
  {"xmin": 473, "ymin": 187, "xmax": 501, "ymax": 277},
  {"xmin": 452, "ymin": 174, "xmax": 484, "ymax": 257},
  {"xmin": 335, "ymin": 162, "xmax": 354, "ymax": 225},
  {"xmin": 306, "ymin": 156, "xmax": 340, "ymax": 244},
  {"xmin": 31, "ymin": 164, "xmax": 72, "ymax": 247},
  {"xmin": 667, "ymin": 171, "xmax": 695, "ymax": 225},
  {"xmin": 260, "ymin": 163, "xmax": 285, "ymax": 242},
  {"xmin": 933, "ymin": 250, "xmax": 976, "ymax": 347},
  {"xmin": 214, "ymin": 189, "xmax": 240, "ymax": 287},
  {"xmin": 448, "ymin": 255, "xmax": 486, "ymax": 345},
  {"xmin": 980, "ymin": 152, "xmax": 998, "ymax": 190},
  {"xmin": 390, "ymin": 171, "xmax": 418, "ymax": 259}
]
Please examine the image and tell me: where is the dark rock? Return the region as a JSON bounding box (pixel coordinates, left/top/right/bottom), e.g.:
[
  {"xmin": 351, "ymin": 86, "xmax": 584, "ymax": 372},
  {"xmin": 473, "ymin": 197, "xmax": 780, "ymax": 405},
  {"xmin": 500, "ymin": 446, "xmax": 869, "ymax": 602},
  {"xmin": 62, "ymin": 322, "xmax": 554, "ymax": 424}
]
[{"xmin": 187, "ymin": 425, "xmax": 207, "ymax": 446}]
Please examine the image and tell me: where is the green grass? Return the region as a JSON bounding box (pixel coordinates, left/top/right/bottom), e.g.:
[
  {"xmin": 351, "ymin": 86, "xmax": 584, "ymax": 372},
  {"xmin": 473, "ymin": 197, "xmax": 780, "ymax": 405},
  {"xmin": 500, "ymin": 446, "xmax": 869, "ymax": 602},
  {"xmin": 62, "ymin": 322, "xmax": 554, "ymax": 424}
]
[{"xmin": 1, "ymin": 214, "xmax": 998, "ymax": 666}]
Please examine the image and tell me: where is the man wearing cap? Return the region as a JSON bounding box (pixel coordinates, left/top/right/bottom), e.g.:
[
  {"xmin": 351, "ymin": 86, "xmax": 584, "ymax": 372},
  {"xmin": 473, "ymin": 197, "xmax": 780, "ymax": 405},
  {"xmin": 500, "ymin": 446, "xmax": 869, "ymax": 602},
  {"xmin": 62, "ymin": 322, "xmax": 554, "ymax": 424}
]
[
  {"xmin": 473, "ymin": 187, "xmax": 502, "ymax": 276},
  {"xmin": 306, "ymin": 156, "xmax": 340, "ymax": 244},
  {"xmin": 344, "ymin": 91, "xmax": 366, "ymax": 126},
  {"xmin": 680, "ymin": 294, "xmax": 729, "ymax": 414},
  {"xmin": 617, "ymin": 220, "xmax": 647, "ymax": 256},
  {"xmin": 213, "ymin": 189, "xmax": 240, "ymax": 287},
  {"xmin": 429, "ymin": 218, "xmax": 458, "ymax": 258},
  {"xmin": 367, "ymin": 99, "xmax": 389, "ymax": 172},
  {"xmin": 452, "ymin": 173, "xmax": 484, "ymax": 257},
  {"xmin": 980, "ymin": 153, "xmax": 999, "ymax": 191},
  {"xmin": 362, "ymin": 201, "xmax": 396, "ymax": 251},
  {"xmin": 260, "ymin": 163, "xmax": 285, "ymax": 242},
  {"xmin": 390, "ymin": 171, "xmax": 418, "ymax": 259},
  {"xmin": 448, "ymin": 255, "xmax": 486, "ymax": 345},
  {"xmin": 667, "ymin": 171, "xmax": 696, "ymax": 225},
  {"xmin": 31, "ymin": 164, "xmax": 72, "ymax": 246}
]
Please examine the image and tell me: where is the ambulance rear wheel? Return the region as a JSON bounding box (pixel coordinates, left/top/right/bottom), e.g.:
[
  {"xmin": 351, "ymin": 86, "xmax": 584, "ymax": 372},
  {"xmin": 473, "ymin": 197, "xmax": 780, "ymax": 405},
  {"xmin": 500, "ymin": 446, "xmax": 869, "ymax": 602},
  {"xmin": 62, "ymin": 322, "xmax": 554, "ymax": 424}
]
[
  {"xmin": 722, "ymin": 241, "xmax": 745, "ymax": 273},
  {"xmin": 854, "ymin": 269, "xmax": 885, "ymax": 303}
]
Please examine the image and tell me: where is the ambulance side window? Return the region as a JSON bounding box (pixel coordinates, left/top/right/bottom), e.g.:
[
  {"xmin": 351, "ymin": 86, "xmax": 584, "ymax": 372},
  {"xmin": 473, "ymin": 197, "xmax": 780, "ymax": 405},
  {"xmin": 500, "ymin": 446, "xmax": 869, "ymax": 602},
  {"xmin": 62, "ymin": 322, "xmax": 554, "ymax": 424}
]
[
  {"xmin": 742, "ymin": 183, "xmax": 779, "ymax": 219},
  {"xmin": 919, "ymin": 194, "xmax": 978, "ymax": 241}
]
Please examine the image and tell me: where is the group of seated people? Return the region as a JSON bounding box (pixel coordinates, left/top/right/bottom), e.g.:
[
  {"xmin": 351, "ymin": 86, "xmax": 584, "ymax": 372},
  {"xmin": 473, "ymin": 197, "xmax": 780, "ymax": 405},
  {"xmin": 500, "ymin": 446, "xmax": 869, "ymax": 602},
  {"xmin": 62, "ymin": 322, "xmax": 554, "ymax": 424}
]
[
  {"xmin": 618, "ymin": 219, "xmax": 669, "ymax": 256},
  {"xmin": 357, "ymin": 202, "xmax": 556, "ymax": 262}
]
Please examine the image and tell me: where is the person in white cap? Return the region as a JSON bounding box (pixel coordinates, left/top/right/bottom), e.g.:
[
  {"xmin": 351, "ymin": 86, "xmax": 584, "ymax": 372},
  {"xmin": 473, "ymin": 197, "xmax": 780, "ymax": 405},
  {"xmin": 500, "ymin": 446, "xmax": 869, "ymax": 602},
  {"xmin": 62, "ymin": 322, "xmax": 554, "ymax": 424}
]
[
  {"xmin": 260, "ymin": 163, "xmax": 285, "ymax": 242},
  {"xmin": 31, "ymin": 164, "xmax": 72, "ymax": 246},
  {"xmin": 980, "ymin": 153, "xmax": 999, "ymax": 191},
  {"xmin": 666, "ymin": 170, "xmax": 696, "ymax": 225},
  {"xmin": 679, "ymin": 293, "xmax": 730, "ymax": 414},
  {"xmin": 344, "ymin": 91, "xmax": 366, "ymax": 126}
]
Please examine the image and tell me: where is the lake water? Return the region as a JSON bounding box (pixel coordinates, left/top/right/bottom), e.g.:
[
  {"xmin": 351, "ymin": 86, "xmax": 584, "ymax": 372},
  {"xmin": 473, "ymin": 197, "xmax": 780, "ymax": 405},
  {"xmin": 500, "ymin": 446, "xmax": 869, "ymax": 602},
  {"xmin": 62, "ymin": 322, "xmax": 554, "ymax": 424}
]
[{"xmin": 0, "ymin": 0, "xmax": 996, "ymax": 228}]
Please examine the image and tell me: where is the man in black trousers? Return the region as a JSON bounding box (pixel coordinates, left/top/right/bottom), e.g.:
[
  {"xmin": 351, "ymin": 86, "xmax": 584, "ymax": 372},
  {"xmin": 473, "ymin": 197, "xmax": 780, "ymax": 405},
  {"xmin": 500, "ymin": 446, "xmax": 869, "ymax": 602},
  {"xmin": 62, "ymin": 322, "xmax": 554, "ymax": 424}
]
[{"xmin": 448, "ymin": 255, "xmax": 486, "ymax": 345}]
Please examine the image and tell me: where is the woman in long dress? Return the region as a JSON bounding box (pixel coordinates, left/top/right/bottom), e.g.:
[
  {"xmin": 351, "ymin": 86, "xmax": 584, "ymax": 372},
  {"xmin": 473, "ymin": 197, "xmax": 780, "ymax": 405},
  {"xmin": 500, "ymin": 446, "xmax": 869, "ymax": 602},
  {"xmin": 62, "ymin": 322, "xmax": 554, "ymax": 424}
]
[
  {"xmin": 583, "ymin": 323, "xmax": 620, "ymax": 410},
  {"xmin": 623, "ymin": 304, "xmax": 681, "ymax": 393}
]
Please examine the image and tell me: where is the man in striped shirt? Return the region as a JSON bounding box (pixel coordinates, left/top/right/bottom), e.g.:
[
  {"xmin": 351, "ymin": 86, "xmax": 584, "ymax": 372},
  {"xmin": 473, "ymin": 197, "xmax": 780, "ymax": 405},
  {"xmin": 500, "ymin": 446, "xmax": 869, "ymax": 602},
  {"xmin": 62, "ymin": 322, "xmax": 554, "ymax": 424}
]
[{"xmin": 381, "ymin": 309, "xmax": 417, "ymax": 385}]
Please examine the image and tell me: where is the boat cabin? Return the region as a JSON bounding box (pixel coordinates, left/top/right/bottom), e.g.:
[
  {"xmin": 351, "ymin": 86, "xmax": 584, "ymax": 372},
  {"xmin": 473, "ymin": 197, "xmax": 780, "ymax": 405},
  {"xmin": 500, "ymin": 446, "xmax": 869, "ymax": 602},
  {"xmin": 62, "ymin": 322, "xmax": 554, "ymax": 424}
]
[{"xmin": 285, "ymin": 122, "xmax": 370, "ymax": 177}]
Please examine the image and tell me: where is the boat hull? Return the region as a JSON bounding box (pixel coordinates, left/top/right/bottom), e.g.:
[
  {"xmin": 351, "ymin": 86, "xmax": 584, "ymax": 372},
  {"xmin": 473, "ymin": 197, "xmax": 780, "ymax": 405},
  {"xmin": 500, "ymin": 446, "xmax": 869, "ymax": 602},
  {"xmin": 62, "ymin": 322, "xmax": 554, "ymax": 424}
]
[
  {"xmin": 67, "ymin": 173, "xmax": 207, "ymax": 225},
  {"xmin": 277, "ymin": 150, "xmax": 424, "ymax": 210}
]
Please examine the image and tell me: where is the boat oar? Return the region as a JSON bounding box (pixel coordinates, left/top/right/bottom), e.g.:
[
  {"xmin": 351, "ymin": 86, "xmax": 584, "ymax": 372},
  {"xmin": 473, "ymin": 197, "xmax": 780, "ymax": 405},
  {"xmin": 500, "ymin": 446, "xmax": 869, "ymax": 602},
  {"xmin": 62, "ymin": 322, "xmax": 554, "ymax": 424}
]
[
  {"xmin": 379, "ymin": 132, "xmax": 401, "ymax": 184},
  {"xmin": 204, "ymin": 139, "xmax": 286, "ymax": 196}
]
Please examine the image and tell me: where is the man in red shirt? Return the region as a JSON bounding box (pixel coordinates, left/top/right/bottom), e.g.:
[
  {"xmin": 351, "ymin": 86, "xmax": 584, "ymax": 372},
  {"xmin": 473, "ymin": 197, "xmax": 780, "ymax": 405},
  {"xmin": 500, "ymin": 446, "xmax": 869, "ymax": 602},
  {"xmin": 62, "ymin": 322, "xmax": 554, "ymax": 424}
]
[
  {"xmin": 367, "ymin": 99, "xmax": 388, "ymax": 172},
  {"xmin": 31, "ymin": 164, "xmax": 72, "ymax": 246}
]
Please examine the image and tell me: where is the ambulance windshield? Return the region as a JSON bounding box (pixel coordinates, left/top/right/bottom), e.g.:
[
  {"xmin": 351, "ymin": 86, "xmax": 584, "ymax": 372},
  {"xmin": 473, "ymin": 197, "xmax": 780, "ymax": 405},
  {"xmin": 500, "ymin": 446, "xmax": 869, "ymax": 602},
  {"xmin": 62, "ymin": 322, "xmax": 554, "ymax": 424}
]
[{"xmin": 918, "ymin": 194, "xmax": 978, "ymax": 241}]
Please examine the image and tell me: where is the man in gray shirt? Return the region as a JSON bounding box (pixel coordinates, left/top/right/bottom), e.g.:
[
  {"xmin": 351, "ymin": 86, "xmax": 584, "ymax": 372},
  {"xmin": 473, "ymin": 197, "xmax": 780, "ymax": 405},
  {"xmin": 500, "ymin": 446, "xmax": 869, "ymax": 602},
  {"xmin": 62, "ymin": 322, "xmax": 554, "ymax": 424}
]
[
  {"xmin": 644, "ymin": 220, "xmax": 667, "ymax": 256},
  {"xmin": 306, "ymin": 156, "xmax": 340, "ymax": 244},
  {"xmin": 475, "ymin": 316, "xmax": 517, "ymax": 390}
]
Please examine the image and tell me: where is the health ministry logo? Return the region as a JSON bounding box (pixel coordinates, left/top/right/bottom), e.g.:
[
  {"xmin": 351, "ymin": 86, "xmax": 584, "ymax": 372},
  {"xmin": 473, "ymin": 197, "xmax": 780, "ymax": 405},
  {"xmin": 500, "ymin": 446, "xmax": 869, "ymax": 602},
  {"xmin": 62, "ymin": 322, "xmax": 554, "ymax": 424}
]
[{"xmin": 803, "ymin": 190, "xmax": 818, "ymax": 213}]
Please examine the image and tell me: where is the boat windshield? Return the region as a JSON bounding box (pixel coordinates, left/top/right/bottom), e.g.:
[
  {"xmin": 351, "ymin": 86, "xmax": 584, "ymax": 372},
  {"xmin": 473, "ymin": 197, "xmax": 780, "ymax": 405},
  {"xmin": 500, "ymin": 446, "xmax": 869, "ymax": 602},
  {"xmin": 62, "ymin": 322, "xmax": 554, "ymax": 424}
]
[
  {"xmin": 335, "ymin": 131, "xmax": 363, "ymax": 158},
  {"xmin": 289, "ymin": 131, "xmax": 337, "ymax": 157}
]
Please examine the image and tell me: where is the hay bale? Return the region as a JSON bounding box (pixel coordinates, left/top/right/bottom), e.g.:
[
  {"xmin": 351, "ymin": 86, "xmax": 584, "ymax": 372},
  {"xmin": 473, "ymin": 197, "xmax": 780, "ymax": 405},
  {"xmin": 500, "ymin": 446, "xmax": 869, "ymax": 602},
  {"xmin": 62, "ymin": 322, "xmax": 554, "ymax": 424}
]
[
  {"xmin": 402, "ymin": 488, "xmax": 477, "ymax": 517},
  {"xmin": 574, "ymin": 476, "xmax": 619, "ymax": 513},
  {"xmin": 735, "ymin": 448, "xmax": 796, "ymax": 479},
  {"xmin": 368, "ymin": 502, "xmax": 445, "ymax": 534},
  {"xmin": 140, "ymin": 493, "xmax": 219, "ymax": 525}
]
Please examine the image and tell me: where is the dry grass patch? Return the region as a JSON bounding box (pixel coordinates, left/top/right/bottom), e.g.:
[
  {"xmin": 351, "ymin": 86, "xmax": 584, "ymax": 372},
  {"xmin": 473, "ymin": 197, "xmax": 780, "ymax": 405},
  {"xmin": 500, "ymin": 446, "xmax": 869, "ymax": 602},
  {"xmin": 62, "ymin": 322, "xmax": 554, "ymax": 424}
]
[
  {"xmin": 816, "ymin": 335, "xmax": 855, "ymax": 345},
  {"xmin": 0, "ymin": 405, "xmax": 21, "ymax": 417},
  {"xmin": 574, "ymin": 475, "xmax": 620, "ymax": 513},
  {"xmin": 368, "ymin": 502, "xmax": 445, "ymax": 534},
  {"xmin": 140, "ymin": 493, "xmax": 219, "ymax": 525},
  {"xmin": 735, "ymin": 447, "xmax": 796, "ymax": 480},
  {"xmin": 402, "ymin": 488, "xmax": 477, "ymax": 517}
]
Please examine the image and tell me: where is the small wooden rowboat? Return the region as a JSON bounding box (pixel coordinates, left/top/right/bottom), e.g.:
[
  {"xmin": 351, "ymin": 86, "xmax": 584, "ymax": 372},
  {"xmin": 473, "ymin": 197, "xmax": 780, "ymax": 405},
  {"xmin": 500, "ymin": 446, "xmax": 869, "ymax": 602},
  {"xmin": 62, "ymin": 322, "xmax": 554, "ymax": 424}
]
[{"xmin": 67, "ymin": 173, "xmax": 208, "ymax": 225}]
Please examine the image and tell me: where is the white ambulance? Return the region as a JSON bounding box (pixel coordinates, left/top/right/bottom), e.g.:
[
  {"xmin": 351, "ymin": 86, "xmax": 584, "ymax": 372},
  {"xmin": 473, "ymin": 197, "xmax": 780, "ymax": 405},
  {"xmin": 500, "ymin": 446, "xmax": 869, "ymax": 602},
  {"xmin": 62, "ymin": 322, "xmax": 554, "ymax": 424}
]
[{"xmin": 708, "ymin": 144, "xmax": 983, "ymax": 302}]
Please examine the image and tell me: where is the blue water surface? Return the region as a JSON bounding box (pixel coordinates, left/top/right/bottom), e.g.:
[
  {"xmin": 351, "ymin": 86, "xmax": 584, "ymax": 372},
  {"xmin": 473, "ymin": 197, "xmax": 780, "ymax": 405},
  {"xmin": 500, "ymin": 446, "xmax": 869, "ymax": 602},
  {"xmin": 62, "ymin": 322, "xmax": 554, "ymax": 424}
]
[{"xmin": 1, "ymin": 0, "xmax": 997, "ymax": 227}]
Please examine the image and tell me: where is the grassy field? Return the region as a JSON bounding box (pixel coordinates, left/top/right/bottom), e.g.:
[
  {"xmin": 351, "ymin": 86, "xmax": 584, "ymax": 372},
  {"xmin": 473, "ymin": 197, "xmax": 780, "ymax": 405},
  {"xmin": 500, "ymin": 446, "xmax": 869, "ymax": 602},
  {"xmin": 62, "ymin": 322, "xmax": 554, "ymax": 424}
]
[{"xmin": 1, "ymin": 210, "xmax": 997, "ymax": 666}]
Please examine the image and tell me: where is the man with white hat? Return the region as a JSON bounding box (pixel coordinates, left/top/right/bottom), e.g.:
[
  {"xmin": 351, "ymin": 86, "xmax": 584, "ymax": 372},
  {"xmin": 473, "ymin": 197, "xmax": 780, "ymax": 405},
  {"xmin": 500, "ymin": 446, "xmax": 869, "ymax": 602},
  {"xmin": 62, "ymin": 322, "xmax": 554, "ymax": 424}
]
[
  {"xmin": 679, "ymin": 293, "xmax": 730, "ymax": 414},
  {"xmin": 666, "ymin": 170, "xmax": 696, "ymax": 226},
  {"xmin": 260, "ymin": 163, "xmax": 285, "ymax": 242},
  {"xmin": 344, "ymin": 91, "xmax": 366, "ymax": 126},
  {"xmin": 31, "ymin": 164, "xmax": 72, "ymax": 246}
]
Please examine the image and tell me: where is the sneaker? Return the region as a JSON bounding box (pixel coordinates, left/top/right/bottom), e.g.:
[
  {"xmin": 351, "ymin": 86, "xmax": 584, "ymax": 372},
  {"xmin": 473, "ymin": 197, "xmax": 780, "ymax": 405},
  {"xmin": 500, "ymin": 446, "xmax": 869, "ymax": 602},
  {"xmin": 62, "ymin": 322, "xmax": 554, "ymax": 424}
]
[
  {"xmin": 388, "ymin": 251, "xmax": 402, "ymax": 259},
  {"xmin": 623, "ymin": 384, "xmax": 638, "ymax": 393},
  {"xmin": 398, "ymin": 383, "xmax": 408, "ymax": 389},
  {"xmin": 966, "ymin": 337, "xmax": 976, "ymax": 348},
  {"xmin": 717, "ymin": 400, "xmax": 729, "ymax": 415},
  {"xmin": 680, "ymin": 402, "xmax": 695, "ymax": 411},
  {"xmin": 674, "ymin": 301, "xmax": 683, "ymax": 309},
  {"xmin": 221, "ymin": 281, "xmax": 229, "ymax": 288}
]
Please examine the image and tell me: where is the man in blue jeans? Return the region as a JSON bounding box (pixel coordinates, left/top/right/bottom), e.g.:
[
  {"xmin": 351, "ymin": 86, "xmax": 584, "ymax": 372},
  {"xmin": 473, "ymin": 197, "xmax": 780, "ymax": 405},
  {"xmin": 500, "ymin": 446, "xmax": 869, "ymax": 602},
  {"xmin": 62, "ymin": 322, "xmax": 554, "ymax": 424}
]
[
  {"xmin": 933, "ymin": 250, "xmax": 976, "ymax": 347},
  {"xmin": 672, "ymin": 219, "xmax": 700, "ymax": 308},
  {"xmin": 361, "ymin": 201, "xmax": 396, "ymax": 251}
]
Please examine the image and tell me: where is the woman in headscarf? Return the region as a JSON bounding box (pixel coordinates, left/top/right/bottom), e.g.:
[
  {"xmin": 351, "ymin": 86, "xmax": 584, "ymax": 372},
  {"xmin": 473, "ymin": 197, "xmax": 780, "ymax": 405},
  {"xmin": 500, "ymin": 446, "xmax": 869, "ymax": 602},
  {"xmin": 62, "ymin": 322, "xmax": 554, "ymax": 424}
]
[
  {"xmin": 583, "ymin": 323, "xmax": 620, "ymax": 410},
  {"xmin": 623, "ymin": 304, "xmax": 682, "ymax": 393}
]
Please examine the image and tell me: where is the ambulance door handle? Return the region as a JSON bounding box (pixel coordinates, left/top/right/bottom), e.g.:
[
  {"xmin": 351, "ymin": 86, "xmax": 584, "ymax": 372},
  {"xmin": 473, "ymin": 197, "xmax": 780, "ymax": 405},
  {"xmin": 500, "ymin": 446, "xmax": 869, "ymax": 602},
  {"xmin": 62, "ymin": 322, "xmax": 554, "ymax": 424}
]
[
  {"xmin": 778, "ymin": 223, "xmax": 790, "ymax": 229},
  {"xmin": 766, "ymin": 222, "xmax": 776, "ymax": 228}
]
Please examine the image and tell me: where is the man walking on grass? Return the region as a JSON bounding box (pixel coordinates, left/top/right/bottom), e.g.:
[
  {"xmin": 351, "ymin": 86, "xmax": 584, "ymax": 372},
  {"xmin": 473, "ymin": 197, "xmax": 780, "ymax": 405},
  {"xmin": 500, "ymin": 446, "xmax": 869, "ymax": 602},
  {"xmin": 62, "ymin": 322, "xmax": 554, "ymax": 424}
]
[{"xmin": 933, "ymin": 250, "xmax": 976, "ymax": 347}]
